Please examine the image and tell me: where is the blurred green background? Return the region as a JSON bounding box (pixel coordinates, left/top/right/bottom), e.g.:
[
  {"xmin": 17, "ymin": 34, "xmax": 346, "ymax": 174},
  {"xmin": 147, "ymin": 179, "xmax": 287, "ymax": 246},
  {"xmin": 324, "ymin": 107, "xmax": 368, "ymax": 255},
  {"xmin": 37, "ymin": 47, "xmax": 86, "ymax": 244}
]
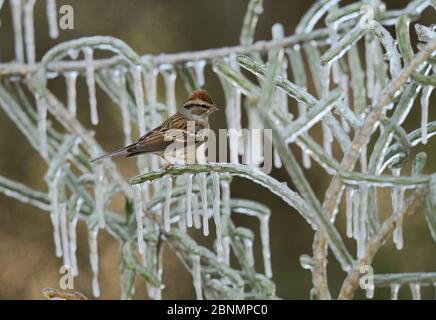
[{"xmin": 0, "ymin": 0, "xmax": 435, "ymax": 299}]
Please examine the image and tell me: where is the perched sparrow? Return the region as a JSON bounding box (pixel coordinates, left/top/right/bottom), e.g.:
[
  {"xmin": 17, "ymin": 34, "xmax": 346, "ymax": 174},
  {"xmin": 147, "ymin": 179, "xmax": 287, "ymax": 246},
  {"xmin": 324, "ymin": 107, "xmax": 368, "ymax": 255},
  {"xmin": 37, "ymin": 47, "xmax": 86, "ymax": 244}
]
[{"xmin": 90, "ymin": 89, "xmax": 219, "ymax": 164}]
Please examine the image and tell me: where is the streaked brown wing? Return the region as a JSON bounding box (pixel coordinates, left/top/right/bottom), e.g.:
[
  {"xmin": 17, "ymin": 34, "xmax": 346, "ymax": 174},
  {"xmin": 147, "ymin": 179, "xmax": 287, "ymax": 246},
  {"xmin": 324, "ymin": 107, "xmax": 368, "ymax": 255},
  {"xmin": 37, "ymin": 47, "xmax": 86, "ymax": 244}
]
[{"xmin": 126, "ymin": 113, "xmax": 188, "ymax": 155}]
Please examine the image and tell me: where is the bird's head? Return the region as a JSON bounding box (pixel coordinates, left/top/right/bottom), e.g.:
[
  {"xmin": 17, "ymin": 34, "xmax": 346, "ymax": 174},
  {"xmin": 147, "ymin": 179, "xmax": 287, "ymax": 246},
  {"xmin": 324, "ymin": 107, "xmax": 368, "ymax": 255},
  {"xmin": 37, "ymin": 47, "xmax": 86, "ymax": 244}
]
[{"xmin": 181, "ymin": 89, "xmax": 219, "ymax": 119}]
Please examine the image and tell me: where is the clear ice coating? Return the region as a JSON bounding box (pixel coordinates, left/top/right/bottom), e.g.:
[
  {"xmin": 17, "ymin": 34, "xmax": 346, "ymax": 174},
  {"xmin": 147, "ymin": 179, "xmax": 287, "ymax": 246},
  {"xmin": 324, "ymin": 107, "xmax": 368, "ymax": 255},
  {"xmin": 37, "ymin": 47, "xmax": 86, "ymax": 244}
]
[
  {"xmin": 83, "ymin": 47, "xmax": 98, "ymax": 125},
  {"xmin": 260, "ymin": 215, "xmax": 272, "ymax": 278},
  {"xmin": 133, "ymin": 184, "xmax": 145, "ymax": 255},
  {"xmin": 46, "ymin": 0, "xmax": 59, "ymax": 39},
  {"xmin": 35, "ymin": 95, "xmax": 48, "ymax": 159},
  {"xmin": 59, "ymin": 202, "xmax": 71, "ymax": 268},
  {"xmin": 94, "ymin": 163, "xmax": 106, "ymax": 229},
  {"xmin": 199, "ymin": 173, "xmax": 209, "ymax": 236},
  {"xmin": 23, "ymin": 0, "xmax": 36, "ymax": 64},
  {"xmin": 191, "ymin": 254, "xmax": 203, "ymax": 300},
  {"xmin": 88, "ymin": 226, "xmax": 100, "ymax": 298},
  {"xmin": 162, "ymin": 68, "xmax": 177, "ymax": 115},
  {"xmin": 185, "ymin": 174, "xmax": 194, "ymax": 228},
  {"xmin": 49, "ymin": 169, "xmax": 63, "ymax": 257},
  {"xmin": 390, "ymin": 283, "xmax": 400, "ymax": 300},
  {"xmin": 131, "ymin": 65, "xmax": 146, "ymax": 136},
  {"xmin": 163, "ymin": 175, "xmax": 173, "ymax": 232},
  {"xmin": 421, "ymin": 86, "xmax": 433, "ymax": 144},
  {"xmin": 211, "ymin": 173, "xmax": 223, "ymax": 260},
  {"xmin": 64, "ymin": 71, "xmax": 78, "ymax": 117}
]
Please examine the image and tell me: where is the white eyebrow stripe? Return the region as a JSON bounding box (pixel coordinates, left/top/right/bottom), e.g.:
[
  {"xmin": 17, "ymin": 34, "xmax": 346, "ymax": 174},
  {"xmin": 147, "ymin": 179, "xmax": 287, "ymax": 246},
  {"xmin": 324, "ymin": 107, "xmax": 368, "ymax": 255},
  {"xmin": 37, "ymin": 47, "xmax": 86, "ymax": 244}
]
[{"xmin": 183, "ymin": 99, "xmax": 214, "ymax": 108}]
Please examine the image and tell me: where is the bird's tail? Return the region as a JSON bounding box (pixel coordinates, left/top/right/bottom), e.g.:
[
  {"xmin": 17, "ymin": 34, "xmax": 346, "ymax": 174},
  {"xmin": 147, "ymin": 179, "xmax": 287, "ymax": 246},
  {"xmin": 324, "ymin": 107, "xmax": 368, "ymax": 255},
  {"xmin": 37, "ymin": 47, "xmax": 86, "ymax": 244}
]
[{"xmin": 89, "ymin": 147, "xmax": 130, "ymax": 163}]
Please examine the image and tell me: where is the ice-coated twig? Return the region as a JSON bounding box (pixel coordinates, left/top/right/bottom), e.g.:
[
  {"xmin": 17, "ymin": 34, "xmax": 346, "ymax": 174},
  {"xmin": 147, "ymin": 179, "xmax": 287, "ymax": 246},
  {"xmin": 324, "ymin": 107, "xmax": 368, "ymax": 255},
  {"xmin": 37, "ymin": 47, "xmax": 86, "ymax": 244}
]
[
  {"xmin": 46, "ymin": 0, "xmax": 59, "ymax": 39},
  {"xmin": 130, "ymin": 163, "xmax": 353, "ymax": 272},
  {"xmin": 338, "ymin": 187, "xmax": 428, "ymax": 300},
  {"xmin": 284, "ymin": 90, "xmax": 342, "ymax": 143},
  {"xmin": 260, "ymin": 214, "xmax": 272, "ymax": 278},
  {"xmin": 240, "ymin": 0, "xmax": 264, "ymax": 46}
]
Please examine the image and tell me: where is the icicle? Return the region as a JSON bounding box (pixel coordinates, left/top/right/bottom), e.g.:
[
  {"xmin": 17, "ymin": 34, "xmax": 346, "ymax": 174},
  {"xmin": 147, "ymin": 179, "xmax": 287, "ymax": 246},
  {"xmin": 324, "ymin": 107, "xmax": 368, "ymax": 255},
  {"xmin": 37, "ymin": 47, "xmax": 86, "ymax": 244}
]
[
  {"xmin": 191, "ymin": 254, "xmax": 203, "ymax": 300},
  {"xmin": 246, "ymin": 109, "xmax": 263, "ymax": 166},
  {"xmin": 185, "ymin": 174, "xmax": 193, "ymax": 228},
  {"xmin": 409, "ymin": 283, "xmax": 421, "ymax": 300},
  {"xmin": 260, "ymin": 215, "xmax": 272, "ymax": 278},
  {"xmin": 223, "ymin": 236, "xmax": 231, "ymax": 266},
  {"xmin": 69, "ymin": 198, "xmax": 83, "ymax": 277},
  {"xmin": 346, "ymin": 187, "xmax": 354, "ymax": 238},
  {"xmin": 192, "ymin": 194, "xmax": 201, "ymax": 229},
  {"xmin": 223, "ymin": 55, "xmax": 244, "ymax": 159},
  {"xmin": 365, "ymin": 283, "xmax": 375, "ymax": 299},
  {"xmin": 211, "ymin": 173, "xmax": 223, "ymax": 260},
  {"xmin": 199, "ymin": 173, "xmax": 209, "ymax": 236},
  {"xmin": 49, "ymin": 169, "xmax": 62, "ymax": 257},
  {"xmin": 83, "ymin": 47, "xmax": 98, "ymax": 125},
  {"xmin": 88, "ymin": 226, "xmax": 100, "ymax": 298},
  {"xmin": 273, "ymin": 149, "xmax": 282, "ymax": 169},
  {"xmin": 162, "ymin": 69, "xmax": 177, "ymax": 115},
  {"xmin": 322, "ymin": 122, "xmax": 333, "ymax": 156},
  {"xmin": 243, "ymin": 238, "xmax": 254, "ymax": 267},
  {"xmin": 390, "ymin": 283, "xmax": 400, "ymax": 300},
  {"xmin": 178, "ymin": 195, "xmax": 187, "ymax": 232},
  {"xmin": 94, "ymin": 163, "xmax": 106, "ymax": 229},
  {"xmin": 64, "ymin": 72, "xmax": 78, "ymax": 117},
  {"xmin": 59, "ymin": 202, "xmax": 71, "ymax": 268},
  {"xmin": 131, "ymin": 65, "xmax": 146, "ymax": 136},
  {"xmin": 391, "ymin": 168, "xmax": 404, "ymax": 250},
  {"xmin": 133, "ymin": 184, "xmax": 145, "ymax": 255},
  {"xmin": 10, "ymin": 0, "xmax": 24, "ymax": 63},
  {"xmin": 35, "ymin": 95, "xmax": 48, "ymax": 159},
  {"xmin": 46, "ymin": 0, "xmax": 59, "ymax": 38},
  {"xmin": 163, "ymin": 175, "xmax": 172, "ymax": 232},
  {"xmin": 357, "ymin": 185, "xmax": 368, "ymax": 259},
  {"xmin": 23, "ymin": 0, "xmax": 36, "ymax": 64},
  {"xmin": 113, "ymin": 68, "xmax": 132, "ymax": 145},
  {"xmin": 352, "ymin": 187, "xmax": 360, "ymax": 241},
  {"xmin": 193, "ymin": 60, "xmax": 206, "ymax": 88},
  {"xmin": 421, "ymin": 86, "xmax": 433, "ymax": 145}
]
